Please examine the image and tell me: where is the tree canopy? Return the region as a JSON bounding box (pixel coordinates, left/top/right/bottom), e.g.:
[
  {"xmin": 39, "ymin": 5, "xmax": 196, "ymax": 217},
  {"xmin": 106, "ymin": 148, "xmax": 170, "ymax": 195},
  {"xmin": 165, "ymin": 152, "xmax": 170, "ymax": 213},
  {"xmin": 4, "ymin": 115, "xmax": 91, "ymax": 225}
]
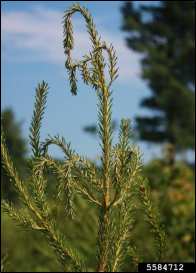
[{"xmin": 121, "ymin": 1, "xmax": 195, "ymax": 152}]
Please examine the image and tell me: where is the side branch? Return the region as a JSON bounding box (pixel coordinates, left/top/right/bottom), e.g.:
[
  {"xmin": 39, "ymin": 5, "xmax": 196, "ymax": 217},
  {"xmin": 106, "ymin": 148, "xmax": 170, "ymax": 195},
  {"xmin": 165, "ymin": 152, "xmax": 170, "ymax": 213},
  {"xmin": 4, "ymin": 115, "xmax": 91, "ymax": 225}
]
[
  {"xmin": 36, "ymin": 156, "xmax": 102, "ymax": 207},
  {"xmin": 136, "ymin": 178, "xmax": 168, "ymax": 262},
  {"xmin": 42, "ymin": 136, "xmax": 103, "ymax": 190}
]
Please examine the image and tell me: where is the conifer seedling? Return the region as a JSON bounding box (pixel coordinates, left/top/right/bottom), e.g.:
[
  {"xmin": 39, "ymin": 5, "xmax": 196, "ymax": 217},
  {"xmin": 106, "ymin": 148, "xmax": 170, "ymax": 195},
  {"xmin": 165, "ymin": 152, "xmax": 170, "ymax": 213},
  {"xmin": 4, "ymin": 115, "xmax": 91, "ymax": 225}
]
[{"xmin": 1, "ymin": 3, "xmax": 167, "ymax": 272}]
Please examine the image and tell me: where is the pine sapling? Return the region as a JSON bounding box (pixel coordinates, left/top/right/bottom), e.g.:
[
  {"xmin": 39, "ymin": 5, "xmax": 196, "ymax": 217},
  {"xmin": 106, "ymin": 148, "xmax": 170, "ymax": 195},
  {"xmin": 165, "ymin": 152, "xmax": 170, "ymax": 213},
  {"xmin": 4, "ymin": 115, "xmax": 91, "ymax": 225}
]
[{"xmin": 1, "ymin": 3, "xmax": 167, "ymax": 272}]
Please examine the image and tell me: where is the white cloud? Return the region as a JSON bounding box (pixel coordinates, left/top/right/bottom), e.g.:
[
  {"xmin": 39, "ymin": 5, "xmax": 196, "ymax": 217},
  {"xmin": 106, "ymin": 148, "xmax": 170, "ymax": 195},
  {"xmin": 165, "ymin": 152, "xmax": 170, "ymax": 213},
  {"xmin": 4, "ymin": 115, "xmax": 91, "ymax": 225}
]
[{"xmin": 1, "ymin": 6, "xmax": 142, "ymax": 83}]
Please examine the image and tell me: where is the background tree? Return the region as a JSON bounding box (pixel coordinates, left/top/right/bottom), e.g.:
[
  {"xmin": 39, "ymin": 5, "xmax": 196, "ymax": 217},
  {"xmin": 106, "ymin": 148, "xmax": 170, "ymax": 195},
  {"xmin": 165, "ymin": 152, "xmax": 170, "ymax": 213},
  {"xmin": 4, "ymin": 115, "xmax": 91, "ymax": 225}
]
[
  {"xmin": 121, "ymin": 1, "xmax": 195, "ymax": 161},
  {"xmin": 1, "ymin": 109, "xmax": 28, "ymax": 201}
]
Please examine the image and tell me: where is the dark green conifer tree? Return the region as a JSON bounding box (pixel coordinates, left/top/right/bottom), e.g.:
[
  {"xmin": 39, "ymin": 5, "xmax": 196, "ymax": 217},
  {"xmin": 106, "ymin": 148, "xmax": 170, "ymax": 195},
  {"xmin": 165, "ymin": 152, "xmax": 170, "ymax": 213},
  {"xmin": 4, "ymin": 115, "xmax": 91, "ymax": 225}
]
[{"xmin": 121, "ymin": 1, "xmax": 195, "ymax": 158}]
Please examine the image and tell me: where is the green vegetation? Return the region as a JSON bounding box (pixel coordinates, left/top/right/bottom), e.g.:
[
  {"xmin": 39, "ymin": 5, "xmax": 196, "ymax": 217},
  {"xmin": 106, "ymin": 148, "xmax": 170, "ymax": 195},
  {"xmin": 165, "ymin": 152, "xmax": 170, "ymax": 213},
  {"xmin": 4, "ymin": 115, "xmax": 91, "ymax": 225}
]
[
  {"xmin": 1, "ymin": 109, "xmax": 27, "ymax": 202},
  {"xmin": 142, "ymin": 158, "xmax": 195, "ymax": 263},
  {"xmin": 1, "ymin": 3, "xmax": 168, "ymax": 272},
  {"xmin": 121, "ymin": 1, "xmax": 195, "ymax": 157},
  {"xmin": 1, "ymin": 251, "xmax": 9, "ymax": 272}
]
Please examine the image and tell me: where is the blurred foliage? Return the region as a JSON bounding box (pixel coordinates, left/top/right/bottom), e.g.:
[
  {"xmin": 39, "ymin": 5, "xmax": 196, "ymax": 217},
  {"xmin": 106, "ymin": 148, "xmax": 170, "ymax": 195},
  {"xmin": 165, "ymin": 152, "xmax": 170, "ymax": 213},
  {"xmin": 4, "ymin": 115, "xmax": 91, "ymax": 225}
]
[
  {"xmin": 1, "ymin": 156, "xmax": 195, "ymax": 271},
  {"xmin": 141, "ymin": 157, "xmax": 195, "ymax": 263},
  {"xmin": 1, "ymin": 109, "xmax": 28, "ymax": 202},
  {"xmin": 121, "ymin": 1, "xmax": 195, "ymax": 152},
  {"xmin": 1, "ymin": 109, "xmax": 195, "ymax": 271}
]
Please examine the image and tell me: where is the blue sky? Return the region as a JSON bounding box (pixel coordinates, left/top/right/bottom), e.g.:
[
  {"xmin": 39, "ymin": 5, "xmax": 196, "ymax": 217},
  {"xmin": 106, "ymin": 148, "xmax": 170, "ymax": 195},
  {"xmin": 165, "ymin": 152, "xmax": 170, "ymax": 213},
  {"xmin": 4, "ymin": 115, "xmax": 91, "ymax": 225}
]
[{"xmin": 1, "ymin": 1, "xmax": 181, "ymax": 162}]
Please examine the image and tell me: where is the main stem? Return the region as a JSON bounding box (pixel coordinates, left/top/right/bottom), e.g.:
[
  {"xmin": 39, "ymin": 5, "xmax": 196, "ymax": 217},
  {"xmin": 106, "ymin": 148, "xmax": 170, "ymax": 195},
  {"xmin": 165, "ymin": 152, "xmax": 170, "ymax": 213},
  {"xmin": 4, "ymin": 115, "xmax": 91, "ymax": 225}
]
[
  {"xmin": 98, "ymin": 80, "xmax": 112, "ymax": 272},
  {"xmin": 103, "ymin": 84, "xmax": 111, "ymax": 208}
]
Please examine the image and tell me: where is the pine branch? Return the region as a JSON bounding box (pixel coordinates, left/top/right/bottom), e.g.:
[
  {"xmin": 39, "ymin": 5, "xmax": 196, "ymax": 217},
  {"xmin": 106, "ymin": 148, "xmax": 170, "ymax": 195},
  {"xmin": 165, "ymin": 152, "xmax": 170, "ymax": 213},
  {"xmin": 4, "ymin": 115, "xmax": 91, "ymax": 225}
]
[
  {"xmin": 127, "ymin": 245, "xmax": 142, "ymax": 272},
  {"xmin": 2, "ymin": 184, "xmax": 86, "ymax": 273},
  {"xmin": 135, "ymin": 178, "xmax": 168, "ymax": 262},
  {"xmin": 28, "ymin": 159, "xmax": 49, "ymax": 218},
  {"xmin": 1, "ymin": 251, "xmax": 9, "ymax": 273},
  {"xmin": 1, "ymin": 200, "xmax": 44, "ymax": 231},
  {"xmin": 29, "ymin": 81, "xmax": 49, "ymax": 157},
  {"xmin": 111, "ymin": 120, "xmax": 142, "ymax": 208},
  {"xmin": 1, "ymin": 126, "xmax": 30, "ymax": 207},
  {"xmin": 35, "ymin": 156, "xmax": 76, "ymax": 220},
  {"xmin": 112, "ymin": 119, "xmax": 132, "ymax": 190},
  {"xmin": 113, "ymin": 146, "xmax": 142, "ymax": 206},
  {"xmin": 97, "ymin": 207, "xmax": 111, "ymax": 272},
  {"xmin": 42, "ymin": 135, "xmax": 103, "ymax": 191},
  {"xmin": 45, "ymin": 228, "xmax": 87, "ymax": 272},
  {"xmin": 110, "ymin": 203, "xmax": 136, "ymax": 272}
]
